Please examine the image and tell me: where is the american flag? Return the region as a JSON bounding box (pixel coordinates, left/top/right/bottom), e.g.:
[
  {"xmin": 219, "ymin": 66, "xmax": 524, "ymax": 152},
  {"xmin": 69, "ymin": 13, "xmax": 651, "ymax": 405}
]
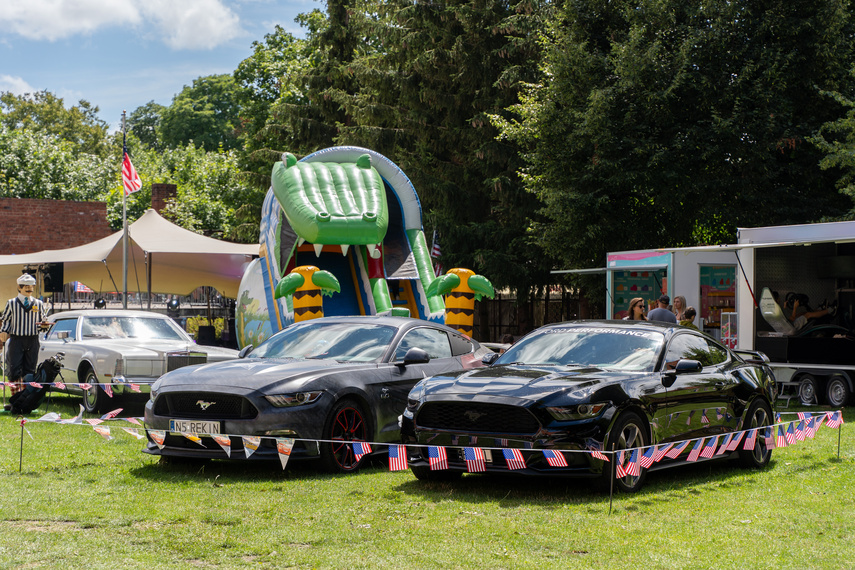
[
  {"xmin": 615, "ymin": 450, "xmax": 627, "ymax": 478},
  {"xmin": 54, "ymin": 380, "xmax": 66, "ymax": 390},
  {"xmin": 764, "ymin": 427, "xmax": 775, "ymax": 449},
  {"xmin": 100, "ymin": 408, "xmax": 123, "ymax": 420},
  {"xmin": 464, "ymin": 447, "xmax": 486, "ymax": 472},
  {"xmin": 353, "ymin": 441, "xmax": 372, "ymax": 461},
  {"xmin": 103, "ymin": 383, "xmax": 113, "ymax": 398},
  {"xmin": 665, "ymin": 440, "xmax": 690, "ymax": 459},
  {"xmin": 687, "ymin": 438, "xmax": 704, "ymax": 462},
  {"xmin": 431, "ymin": 230, "xmax": 441, "ymax": 258},
  {"xmin": 826, "ymin": 411, "xmax": 843, "ymax": 429},
  {"xmin": 794, "ymin": 420, "xmax": 805, "ymax": 441},
  {"xmin": 744, "ymin": 429, "xmax": 759, "ymax": 450},
  {"xmin": 428, "ymin": 446, "xmax": 448, "ymax": 470},
  {"xmin": 388, "ymin": 445, "xmax": 408, "ymax": 471},
  {"xmin": 589, "ymin": 446, "xmax": 610, "ymax": 462},
  {"xmin": 784, "ymin": 422, "xmax": 796, "ymax": 445},
  {"xmin": 797, "ymin": 412, "xmax": 810, "ymax": 420},
  {"xmin": 543, "ymin": 449, "xmax": 567, "ymax": 468},
  {"xmin": 79, "ymin": 383, "xmax": 92, "ymax": 390},
  {"xmin": 74, "ymin": 281, "xmax": 93, "ymax": 293},
  {"xmin": 686, "ymin": 410, "xmax": 695, "ymax": 425},
  {"xmin": 715, "ymin": 433, "xmax": 733, "ymax": 456},
  {"xmin": 716, "ymin": 408, "xmax": 724, "ymax": 421},
  {"xmin": 29, "ymin": 381, "xmax": 43, "ymax": 389},
  {"xmin": 130, "ymin": 383, "xmax": 141, "ymax": 393},
  {"xmin": 625, "ymin": 449, "xmax": 641, "ymax": 477},
  {"xmin": 727, "ymin": 430, "xmax": 746, "ymax": 451},
  {"xmin": 815, "ymin": 413, "xmax": 827, "ymax": 430},
  {"xmin": 775, "ymin": 412, "xmax": 782, "ymax": 423},
  {"xmin": 653, "ymin": 443, "xmax": 675, "ymax": 463},
  {"xmin": 776, "ymin": 425, "xmax": 787, "ymax": 448},
  {"xmin": 502, "ymin": 448, "xmax": 526, "ymax": 470},
  {"xmin": 701, "ymin": 410, "xmax": 710, "ymax": 424},
  {"xmin": 122, "ymin": 148, "xmax": 142, "ymax": 196},
  {"xmin": 638, "ymin": 446, "xmax": 656, "ymax": 469},
  {"xmin": 498, "ymin": 438, "xmax": 509, "ymax": 447},
  {"xmin": 806, "ymin": 416, "xmax": 818, "ymax": 438},
  {"xmin": 700, "ymin": 436, "xmax": 719, "ymax": 459}
]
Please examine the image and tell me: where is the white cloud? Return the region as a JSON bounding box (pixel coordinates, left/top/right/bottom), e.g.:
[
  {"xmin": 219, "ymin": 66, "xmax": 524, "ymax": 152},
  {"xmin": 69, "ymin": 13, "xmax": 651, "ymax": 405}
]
[
  {"xmin": 140, "ymin": 0, "xmax": 242, "ymax": 50},
  {"xmin": 0, "ymin": 0, "xmax": 141, "ymax": 41},
  {"xmin": 0, "ymin": 0, "xmax": 242, "ymax": 50},
  {"xmin": 0, "ymin": 75, "xmax": 36, "ymax": 95}
]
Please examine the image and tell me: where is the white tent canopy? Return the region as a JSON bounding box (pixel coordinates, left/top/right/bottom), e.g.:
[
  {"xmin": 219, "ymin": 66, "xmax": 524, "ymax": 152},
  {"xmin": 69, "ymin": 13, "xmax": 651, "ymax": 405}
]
[{"xmin": 0, "ymin": 209, "xmax": 259, "ymax": 300}]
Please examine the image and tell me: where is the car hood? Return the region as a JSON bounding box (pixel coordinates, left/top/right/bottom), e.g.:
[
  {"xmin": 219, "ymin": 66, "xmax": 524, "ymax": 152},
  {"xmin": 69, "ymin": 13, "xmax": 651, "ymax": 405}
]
[
  {"xmin": 420, "ymin": 364, "xmax": 643, "ymax": 402},
  {"xmin": 79, "ymin": 339, "xmax": 238, "ymax": 360},
  {"xmin": 156, "ymin": 357, "xmax": 375, "ymax": 393}
]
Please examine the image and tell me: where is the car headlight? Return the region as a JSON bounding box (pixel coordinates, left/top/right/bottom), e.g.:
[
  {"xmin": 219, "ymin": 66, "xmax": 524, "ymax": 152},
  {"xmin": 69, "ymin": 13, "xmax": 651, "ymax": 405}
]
[
  {"xmin": 546, "ymin": 403, "xmax": 607, "ymax": 421},
  {"xmin": 406, "ymin": 382, "xmax": 426, "ymax": 411},
  {"xmin": 265, "ymin": 391, "xmax": 323, "ymax": 407}
]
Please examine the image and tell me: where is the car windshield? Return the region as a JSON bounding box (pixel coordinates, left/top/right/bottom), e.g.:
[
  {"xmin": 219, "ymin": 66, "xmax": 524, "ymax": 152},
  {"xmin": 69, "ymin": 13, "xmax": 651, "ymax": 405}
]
[
  {"xmin": 249, "ymin": 322, "xmax": 398, "ymax": 362},
  {"xmin": 80, "ymin": 316, "xmax": 187, "ymax": 341},
  {"xmin": 495, "ymin": 326, "xmax": 664, "ymax": 372}
]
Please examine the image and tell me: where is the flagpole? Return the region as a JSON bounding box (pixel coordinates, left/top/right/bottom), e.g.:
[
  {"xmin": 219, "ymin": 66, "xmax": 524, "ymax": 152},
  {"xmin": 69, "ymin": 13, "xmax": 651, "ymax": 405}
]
[{"xmin": 122, "ymin": 111, "xmax": 128, "ymax": 310}]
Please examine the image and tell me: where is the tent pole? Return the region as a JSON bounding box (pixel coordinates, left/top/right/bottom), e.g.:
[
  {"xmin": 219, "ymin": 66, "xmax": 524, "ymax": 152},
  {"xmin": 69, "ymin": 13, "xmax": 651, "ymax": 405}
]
[
  {"xmin": 147, "ymin": 252, "xmax": 152, "ymax": 311},
  {"xmin": 122, "ymin": 111, "xmax": 128, "ymax": 310}
]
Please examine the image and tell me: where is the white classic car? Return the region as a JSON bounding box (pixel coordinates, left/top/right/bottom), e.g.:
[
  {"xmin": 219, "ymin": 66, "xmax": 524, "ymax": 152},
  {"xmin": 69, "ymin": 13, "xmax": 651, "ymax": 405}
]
[{"xmin": 39, "ymin": 309, "xmax": 239, "ymax": 413}]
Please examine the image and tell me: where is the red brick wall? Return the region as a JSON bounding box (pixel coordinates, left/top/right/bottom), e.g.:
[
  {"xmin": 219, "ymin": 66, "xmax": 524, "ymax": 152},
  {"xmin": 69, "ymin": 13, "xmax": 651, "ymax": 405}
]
[
  {"xmin": 0, "ymin": 198, "xmax": 113, "ymax": 254},
  {"xmin": 151, "ymin": 183, "xmax": 177, "ymax": 213}
]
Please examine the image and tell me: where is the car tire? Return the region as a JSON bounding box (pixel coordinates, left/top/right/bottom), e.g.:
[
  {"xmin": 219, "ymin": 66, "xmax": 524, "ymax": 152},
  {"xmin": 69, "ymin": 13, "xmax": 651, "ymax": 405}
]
[
  {"xmin": 81, "ymin": 368, "xmax": 106, "ymax": 414},
  {"xmin": 319, "ymin": 398, "xmax": 371, "ymax": 474},
  {"xmin": 410, "ymin": 464, "xmax": 462, "ymax": 482},
  {"xmin": 738, "ymin": 398, "xmax": 773, "ymax": 469},
  {"xmin": 601, "ymin": 411, "xmax": 649, "ymax": 493},
  {"xmin": 825, "ymin": 376, "xmax": 851, "ymax": 408},
  {"xmin": 797, "ymin": 374, "xmax": 819, "ymax": 405}
]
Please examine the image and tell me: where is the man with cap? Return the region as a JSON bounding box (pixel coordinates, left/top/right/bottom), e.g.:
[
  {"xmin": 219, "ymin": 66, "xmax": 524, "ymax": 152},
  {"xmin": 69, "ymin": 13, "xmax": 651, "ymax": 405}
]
[
  {"xmin": 647, "ymin": 294, "xmax": 678, "ymax": 323},
  {"xmin": 1, "ymin": 274, "xmax": 49, "ymax": 398}
]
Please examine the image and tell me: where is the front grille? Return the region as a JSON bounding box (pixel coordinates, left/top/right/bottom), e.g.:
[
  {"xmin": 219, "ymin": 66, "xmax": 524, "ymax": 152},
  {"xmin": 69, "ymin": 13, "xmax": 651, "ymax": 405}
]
[
  {"xmin": 416, "ymin": 402, "xmax": 540, "ymax": 435},
  {"xmin": 167, "ymin": 352, "xmax": 207, "ymax": 372},
  {"xmin": 154, "ymin": 393, "xmax": 257, "ymax": 419}
]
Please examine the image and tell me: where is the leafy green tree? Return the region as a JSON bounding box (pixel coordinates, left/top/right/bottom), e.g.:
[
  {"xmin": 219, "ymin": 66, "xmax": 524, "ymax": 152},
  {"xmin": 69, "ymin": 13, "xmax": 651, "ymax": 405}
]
[
  {"xmin": 127, "ymin": 101, "xmax": 166, "ymax": 151},
  {"xmin": 0, "ymin": 124, "xmax": 113, "ymax": 200},
  {"xmin": 160, "ymin": 74, "xmax": 243, "ymax": 152},
  {"xmin": 0, "ymin": 90, "xmax": 110, "ymax": 158},
  {"xmin": 336, "ymin": 0, "xmax": 555, "ymax": 296},
  {"xmin": 499, "ymin": 0, "xmax": 855, "ymax": 281}
]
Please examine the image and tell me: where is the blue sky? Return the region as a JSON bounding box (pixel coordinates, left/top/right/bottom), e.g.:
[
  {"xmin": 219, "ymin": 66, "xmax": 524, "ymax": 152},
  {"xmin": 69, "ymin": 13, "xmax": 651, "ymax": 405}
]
[{"xmin": 0, "ymin": 0, "xmax": 314, "ymax": 132}]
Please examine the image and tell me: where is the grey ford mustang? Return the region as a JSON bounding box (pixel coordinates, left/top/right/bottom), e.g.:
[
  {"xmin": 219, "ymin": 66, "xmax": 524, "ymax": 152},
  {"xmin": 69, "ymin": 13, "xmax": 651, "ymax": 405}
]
[
  {"xmin": 144, "ymin": 316, "xmax": 489, "ymax": 472},
  {"xmin": 401, "ymin": 321, "xmax": 777, "ymax": 492}
]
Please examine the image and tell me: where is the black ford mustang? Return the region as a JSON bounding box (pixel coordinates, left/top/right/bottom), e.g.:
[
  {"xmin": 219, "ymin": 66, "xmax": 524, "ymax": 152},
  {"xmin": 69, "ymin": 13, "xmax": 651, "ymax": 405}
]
[
  {"xmin": 401, "ymin": 321, "xmax": 777, "ymax": 492},
  {"xmin": 144, "ymin": 316, "xmax": 489, "ymax": 472}
]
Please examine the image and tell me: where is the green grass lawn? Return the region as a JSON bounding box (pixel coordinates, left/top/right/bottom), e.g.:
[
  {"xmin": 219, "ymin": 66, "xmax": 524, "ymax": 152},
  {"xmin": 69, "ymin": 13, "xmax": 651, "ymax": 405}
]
[{"xmin": 1, "ymin": 394, "xmax": 852, "ymax": 569}]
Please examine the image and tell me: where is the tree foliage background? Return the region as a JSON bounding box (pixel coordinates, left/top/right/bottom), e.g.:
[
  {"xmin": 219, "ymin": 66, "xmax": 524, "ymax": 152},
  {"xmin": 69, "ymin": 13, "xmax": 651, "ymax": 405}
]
[{"xmin": 4, "ymin": 0, "xmax": 855, "ymax": 312}]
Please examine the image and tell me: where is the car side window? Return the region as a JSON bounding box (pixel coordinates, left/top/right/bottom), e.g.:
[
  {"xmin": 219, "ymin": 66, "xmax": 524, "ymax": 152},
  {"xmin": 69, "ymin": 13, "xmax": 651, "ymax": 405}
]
[
  {"xmin": 449, "ymin": 332, "xmax": 474, "ymax": 356},
  {"xmin": 705, "ymin": 338, "xmax": 729, "ymax": 366},
  {"xmin": 394, "ymin": 328, "xmax": 453, "ymax": 361},
  {"xmin": 664, "ymin": 333, "xmax": 714, "ymax": 369},
  {"xmin": 47, "ymin": 318, "xmax": 78, "ymax": 340}
]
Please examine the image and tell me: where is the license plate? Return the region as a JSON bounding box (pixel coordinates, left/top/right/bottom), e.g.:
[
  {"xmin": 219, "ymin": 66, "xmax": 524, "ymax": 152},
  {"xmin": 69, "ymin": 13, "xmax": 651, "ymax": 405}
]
[{"xmin": 169, "ymin": 419, "xmax": 221, "ymax": 434}]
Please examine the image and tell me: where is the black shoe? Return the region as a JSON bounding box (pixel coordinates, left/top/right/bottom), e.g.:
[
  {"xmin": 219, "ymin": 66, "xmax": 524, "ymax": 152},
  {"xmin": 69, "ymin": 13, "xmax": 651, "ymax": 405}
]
[
  {"xmin": 818, "ymin": 299, "xmax": 828, "ymax": 310},
  {"xmin": 828, "ymin": 300, "xmax": 838, "ymax": 317},
  {"xmin": 3, "ymin": 404, "xmax": 10, "ymax": 412}
]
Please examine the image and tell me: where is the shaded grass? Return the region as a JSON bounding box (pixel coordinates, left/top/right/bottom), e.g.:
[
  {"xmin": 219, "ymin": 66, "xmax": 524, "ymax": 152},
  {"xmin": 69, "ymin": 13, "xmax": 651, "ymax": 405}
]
[{"xmin": 1, "ymin": 394, "xmax": 852, "ymax": 569}]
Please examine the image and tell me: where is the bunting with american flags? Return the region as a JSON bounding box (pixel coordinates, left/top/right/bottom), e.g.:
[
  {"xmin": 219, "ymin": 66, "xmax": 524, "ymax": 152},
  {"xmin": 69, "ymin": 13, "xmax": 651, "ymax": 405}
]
[
  {"xmin": 502, "ymin": 448, "xmax": 526, "ymax": 470},
  {"xmin": 764, "ymin": 427, "xmax": 775, "ymax": 449},
  {"xmin": 353, "ymin": 441, "xmax": 372, "ymax": 462},
  {"xmin": 727, "ymin": 430, "xmax": 746, "ymax": 451},
  {"xmin": 785, "ymin": 422, "xmax": 796, "ymax": 445},
  {"xmin": 653, "ymin": 443, "xmax": 675, "ymax": 462},
  {"xmin": 543, "ymin": 449, "xmax": 568, "ymax": 467},
  {"xmin": 687, "ymin": 438, "xmax": 704, "ymax": 462},
  {"xmin": 464, "ymin": 447, "xmax": 486, "ymax": 472},
  {"xmin": 825, "ymin": 411, "xmax": 843, "ymax": 428},
  {"xmin": 715, "ymin": 433, "xmax": 733, "ymax": 456},
  {"xmin": 624, "ymin": 448, "xmax": 641, "ymax": 477},
  {"xmin": 388, "ymin": 445, "xmax": 408, "ymax": 471},
  {"xmin": 700, "ymin": 435, "xmax": 719, "ymax": 459},
  {"xmin": 776, "ymin": 425, "xmax": 787, "ymax": 448},
  {"xmin": 639, "ymin": 446, "xmax": 656, "ymax": 469},
  {"xmin": 428, "ymin": 446, "xmax": 448, "ymax": 470},
  {"xmin": 665, "ymin": 440, "xmax": 690, "ymax": 459},
  {"xmin": 615, "ymin": 450, "xmax": 627, "ymax": 478}
]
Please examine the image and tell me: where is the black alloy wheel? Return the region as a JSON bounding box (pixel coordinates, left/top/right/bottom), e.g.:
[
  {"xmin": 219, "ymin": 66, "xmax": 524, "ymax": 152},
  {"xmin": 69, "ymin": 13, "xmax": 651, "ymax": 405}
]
[
  {"xmin": 320, "ymin": 399, "xmax": 371, "ymax": 473},
  {"xmin": 602, "ymin": 411, "xmax": 649, "ymax": 493},
  {"xmin": 738, "ymin": 398, "xmax": 773, "ymax": 469}
]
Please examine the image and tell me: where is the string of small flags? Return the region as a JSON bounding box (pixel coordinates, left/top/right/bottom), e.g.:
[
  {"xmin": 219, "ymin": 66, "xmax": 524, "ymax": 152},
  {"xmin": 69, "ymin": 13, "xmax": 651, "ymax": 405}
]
[
  {"xmin": 14, "ymin": 406, "xmax": 844, "ymax": 474},
  {"xmin": 2, "ymin": 380, "xmax": 143, "ymax": 397}
]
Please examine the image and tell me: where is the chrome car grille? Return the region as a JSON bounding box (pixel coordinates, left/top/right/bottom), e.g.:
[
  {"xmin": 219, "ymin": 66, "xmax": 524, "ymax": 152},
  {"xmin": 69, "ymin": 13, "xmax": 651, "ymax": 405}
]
[
  {"xmin": 166, "ymin": 352, "xmax": 207, "ymax": 372},
  {"xmin": 154, "ymin": 393, "xmax": 257, "ymax": 419},
  {"xmin": 416, "ymin": 402, "xmax": 540, "ymax": 435}
]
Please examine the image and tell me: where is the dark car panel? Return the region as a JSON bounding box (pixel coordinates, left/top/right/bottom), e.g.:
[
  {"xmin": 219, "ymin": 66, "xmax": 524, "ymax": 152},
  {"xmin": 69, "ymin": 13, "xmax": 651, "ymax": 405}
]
[
  {"xmin": 401, "ymin": 321, "xmax": 777, "ymax": 491},
  {"xmin": 144, "ymin": 316, "xmax": 490, "ymax": 472}
]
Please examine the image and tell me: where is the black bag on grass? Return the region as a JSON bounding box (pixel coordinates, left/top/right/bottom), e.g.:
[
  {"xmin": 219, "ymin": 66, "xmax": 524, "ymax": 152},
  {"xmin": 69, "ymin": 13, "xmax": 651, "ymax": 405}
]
[{"xmin": 8, "ymin": 352, "xmax": 64, "ymax": 415}]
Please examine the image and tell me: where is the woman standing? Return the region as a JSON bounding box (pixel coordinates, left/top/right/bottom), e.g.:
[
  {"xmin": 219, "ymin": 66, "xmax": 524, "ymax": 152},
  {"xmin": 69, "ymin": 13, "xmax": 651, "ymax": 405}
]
[
  {"xmin": 623, "ymin": 297, "xmax": 647, "ymax": 321},
  {"xmin": 672, "ymin": 295, "xmax": 687, "ymax": 321}
]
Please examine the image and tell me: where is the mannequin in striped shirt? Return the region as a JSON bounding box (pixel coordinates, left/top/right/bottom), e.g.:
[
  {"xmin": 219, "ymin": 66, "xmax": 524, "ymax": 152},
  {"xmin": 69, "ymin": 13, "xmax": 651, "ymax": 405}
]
[{"xmin": 1, "ymin": 274, "xmax": 50, "ymax": 397}]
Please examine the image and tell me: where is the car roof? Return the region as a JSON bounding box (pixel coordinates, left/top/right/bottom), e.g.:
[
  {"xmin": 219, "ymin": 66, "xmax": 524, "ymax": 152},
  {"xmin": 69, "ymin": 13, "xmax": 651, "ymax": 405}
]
[
  {"xmin": 535, "ymin": 320, "xmax": 694, "ymax": 336},
  {"xmin": 48, "ymin": 309, "xmax": 173, "ymax": 320},
  {"xmin": 279, "ymin": 315, "xmax": 472, "ymax": 336}
]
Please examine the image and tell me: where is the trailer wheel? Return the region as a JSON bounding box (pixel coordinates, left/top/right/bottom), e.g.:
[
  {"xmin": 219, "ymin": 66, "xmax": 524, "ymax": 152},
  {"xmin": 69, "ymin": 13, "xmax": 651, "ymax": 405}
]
[
  {"xmin": 826, "ymin": 376, "xmax": 851, "ymax": 408},
  {"xmin": 797, "ymin": 375, "xmax": 819, "ymax": 405}
]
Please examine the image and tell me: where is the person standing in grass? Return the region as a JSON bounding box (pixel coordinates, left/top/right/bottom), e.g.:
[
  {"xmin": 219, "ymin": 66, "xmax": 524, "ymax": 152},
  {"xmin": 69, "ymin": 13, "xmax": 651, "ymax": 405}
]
[{"xmin": 1, "ymin": 274, "xmax": 49, "ymax": 403}]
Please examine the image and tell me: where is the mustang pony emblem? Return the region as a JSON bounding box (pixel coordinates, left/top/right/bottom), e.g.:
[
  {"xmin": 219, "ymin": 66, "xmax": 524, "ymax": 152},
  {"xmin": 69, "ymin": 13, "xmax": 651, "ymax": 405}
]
[
  {"xmin": 464, "ymin": 410, "xmax": 486, "ymax": 422},
  {"xmin": 196, "ymin": 400, "xmax": 216, "ymax": 411}
]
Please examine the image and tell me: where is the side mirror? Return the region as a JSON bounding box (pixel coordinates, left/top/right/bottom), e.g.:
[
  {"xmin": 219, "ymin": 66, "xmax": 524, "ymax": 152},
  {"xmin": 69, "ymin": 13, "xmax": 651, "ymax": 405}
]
[
  {"xmin": 401, "ymin": 347, "xmax": 430, "ymax": 365},
  {"xmin": 662, "ymin": 359, "xmax": 703, "ymax": 388},
  {"xmin": 238, "ymin": 345, "xmax": 253, "ymax": 358},
  {"xmin": 482, "ymin": 352, "xmax": 500, "ymax": 365},
  {"xmin": 57, "ymin": 331, "xmax": 69, "ymax": 340}
]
